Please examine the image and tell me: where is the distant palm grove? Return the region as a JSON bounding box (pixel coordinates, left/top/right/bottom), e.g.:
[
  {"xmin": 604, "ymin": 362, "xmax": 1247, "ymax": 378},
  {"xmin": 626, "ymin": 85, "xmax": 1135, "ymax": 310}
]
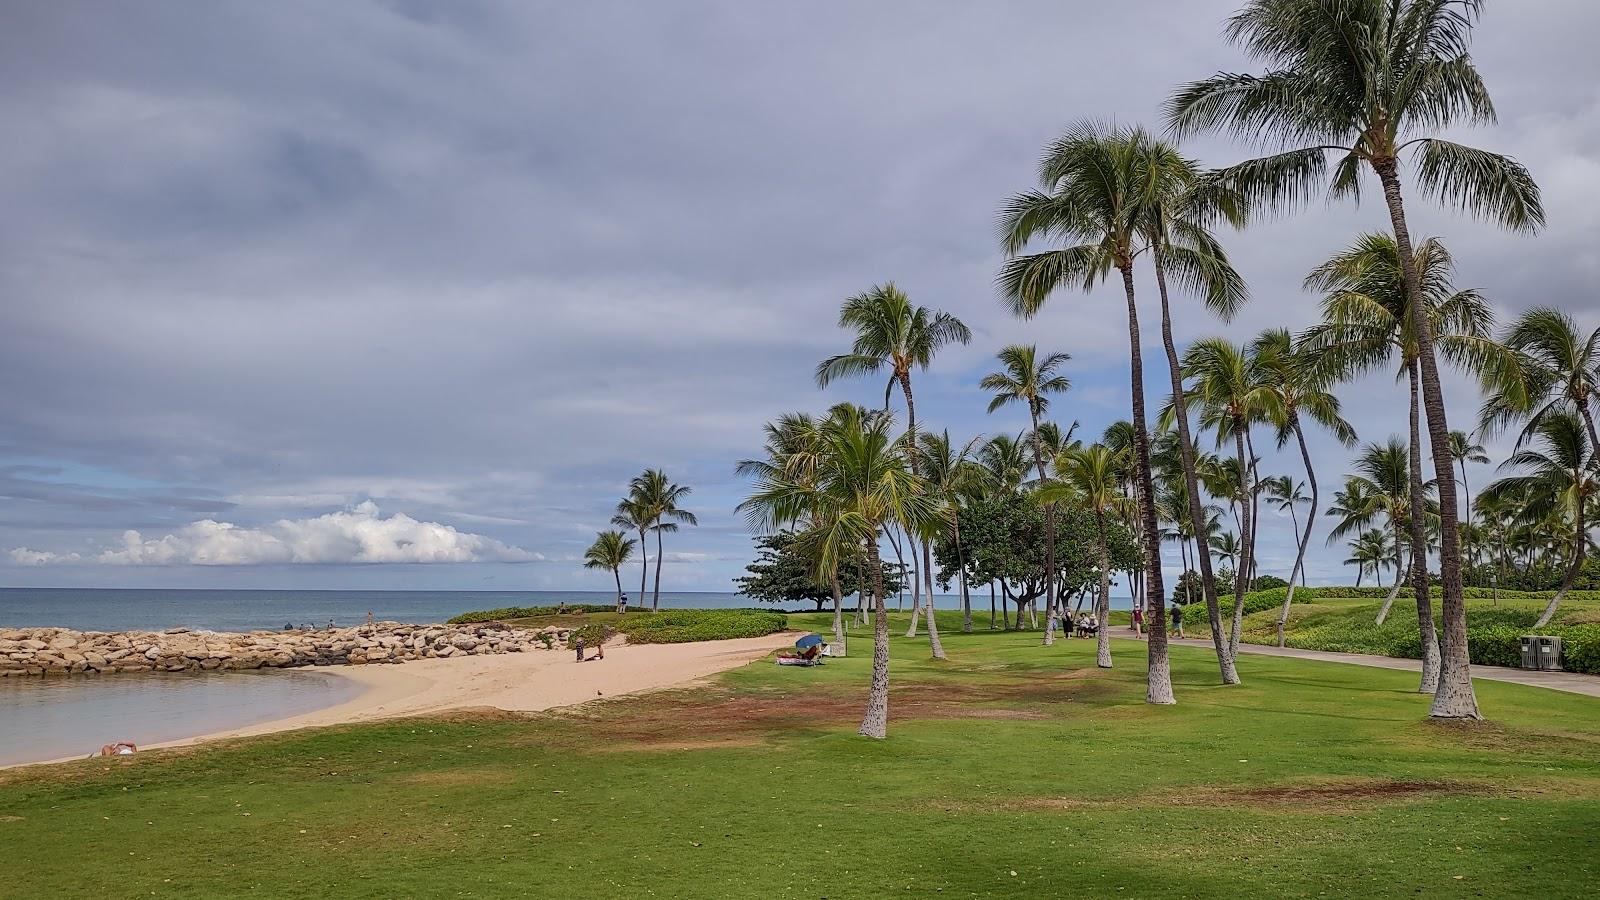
[{"xmin": 727, "ymin": 0, "xmax": 1582, "ymax": 737}]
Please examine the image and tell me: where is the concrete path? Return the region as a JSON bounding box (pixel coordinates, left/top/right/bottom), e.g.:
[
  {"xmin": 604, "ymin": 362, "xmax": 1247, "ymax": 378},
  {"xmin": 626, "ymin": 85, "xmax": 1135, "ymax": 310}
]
[{"xmin": 1160, "ymin": 636, "xmax": 1600, "ymax": 699}]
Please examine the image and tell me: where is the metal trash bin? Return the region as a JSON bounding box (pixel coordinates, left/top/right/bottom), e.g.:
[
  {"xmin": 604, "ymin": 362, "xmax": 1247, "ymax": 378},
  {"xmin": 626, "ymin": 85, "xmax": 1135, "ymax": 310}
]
[
  {"xmin": 1520, "ymin": 636, "xmax": 1541, "ymax": 670},
  {"xmin": 1536, "ymin": 636, "xmax": 1563, "ymax": 672}
]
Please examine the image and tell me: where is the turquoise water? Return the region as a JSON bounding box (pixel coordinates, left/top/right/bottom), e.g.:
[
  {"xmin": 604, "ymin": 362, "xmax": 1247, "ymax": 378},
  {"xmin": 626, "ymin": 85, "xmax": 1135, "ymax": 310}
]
[
  {"xmin": 0, "ymin": 588, "xmax": 1135, "ymax": 632},
  {"xmin": 0, "ymin": 669, "xmax": 365, "ymax": 767}
]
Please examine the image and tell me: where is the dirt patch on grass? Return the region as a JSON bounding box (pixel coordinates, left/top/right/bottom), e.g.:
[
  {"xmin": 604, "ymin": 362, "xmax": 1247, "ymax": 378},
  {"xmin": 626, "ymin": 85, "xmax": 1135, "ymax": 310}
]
[
  {"xmin": 545, "ymin": 670, "xmax": 1105, "ymax": 749},
  {"xmin": 992, "ymin": 778, "xmax": 1494, "ymax": 814}
]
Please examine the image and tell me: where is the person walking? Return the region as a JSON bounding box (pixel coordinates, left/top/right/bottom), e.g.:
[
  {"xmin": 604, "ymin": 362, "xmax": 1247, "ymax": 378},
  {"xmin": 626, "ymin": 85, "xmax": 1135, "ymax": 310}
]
[
  {"xmin": 1170, "ymin": 603, "xmax": 1184, "ymax": 639},
  {"xmin": 1131, "ymin": 604, "xmax": 1144, "ymax": 638}
]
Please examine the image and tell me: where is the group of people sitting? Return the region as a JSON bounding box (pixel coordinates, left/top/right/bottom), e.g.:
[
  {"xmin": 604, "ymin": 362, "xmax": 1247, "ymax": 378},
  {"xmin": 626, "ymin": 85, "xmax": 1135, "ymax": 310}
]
[{"xmin": 1055, "ymin": 611, "xmax": 1100, "ymax": 639}]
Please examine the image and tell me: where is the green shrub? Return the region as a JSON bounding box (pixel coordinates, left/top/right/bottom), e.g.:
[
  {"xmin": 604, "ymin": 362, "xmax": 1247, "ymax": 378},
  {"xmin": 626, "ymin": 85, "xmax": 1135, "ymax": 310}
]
[
  {"xmin": 448, "ymin": 603, "xmax": 613, "ymax": 624},
  {"xmin": 614, "ymin": 609, "xmax": 788, "ymax": 644}
]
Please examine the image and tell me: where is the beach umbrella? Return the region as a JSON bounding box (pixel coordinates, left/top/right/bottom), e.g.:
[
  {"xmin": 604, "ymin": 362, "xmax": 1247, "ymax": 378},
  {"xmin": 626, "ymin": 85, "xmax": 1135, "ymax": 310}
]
[{"xmin": 794, "ymin": 633, "xmax": 824, "ymax": 649}]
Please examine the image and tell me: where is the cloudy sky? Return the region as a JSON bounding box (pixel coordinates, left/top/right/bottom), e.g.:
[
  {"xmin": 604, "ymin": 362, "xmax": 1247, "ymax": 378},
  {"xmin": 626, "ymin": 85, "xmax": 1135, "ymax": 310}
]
[{"xmin": 3, "ymin": 1, "xmax": 1597, "ymax": 594}]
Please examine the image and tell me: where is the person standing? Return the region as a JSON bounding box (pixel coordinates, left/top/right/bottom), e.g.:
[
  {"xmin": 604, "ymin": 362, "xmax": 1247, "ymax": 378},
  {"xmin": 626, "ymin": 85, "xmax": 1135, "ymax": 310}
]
[
  {"xmin": 1131, "ymin": 604, "xmax": 1143, "ymax": 638},
  {"xmin": 1170, "ymin": 603, "xmax": 1184, "ymax": 639}
]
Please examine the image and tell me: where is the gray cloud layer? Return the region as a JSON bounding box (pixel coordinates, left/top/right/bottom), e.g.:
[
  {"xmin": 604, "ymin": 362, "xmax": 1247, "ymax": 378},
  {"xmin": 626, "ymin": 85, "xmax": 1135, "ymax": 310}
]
[{"xmin": 3, "ymin": 1, "xmax": 1597, "ymax": 590}]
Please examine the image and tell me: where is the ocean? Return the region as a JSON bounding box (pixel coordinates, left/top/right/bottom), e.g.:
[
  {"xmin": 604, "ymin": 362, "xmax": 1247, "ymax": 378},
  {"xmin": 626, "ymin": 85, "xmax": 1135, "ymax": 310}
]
[{"xmin": 0, "ymin": 587, "xmax": 1135, "ymax": 632}]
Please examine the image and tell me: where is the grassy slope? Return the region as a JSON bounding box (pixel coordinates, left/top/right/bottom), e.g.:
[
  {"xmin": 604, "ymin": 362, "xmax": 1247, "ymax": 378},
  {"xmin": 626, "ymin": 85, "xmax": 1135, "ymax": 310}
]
[{"xmin": 1, "ymin": 612, "xmax": 1596, "ymax": 899}]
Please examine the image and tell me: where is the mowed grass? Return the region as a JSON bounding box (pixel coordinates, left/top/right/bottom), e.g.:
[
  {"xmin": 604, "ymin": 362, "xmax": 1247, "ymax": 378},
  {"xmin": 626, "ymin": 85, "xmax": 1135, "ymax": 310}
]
[{"xmin": 3, "ymin": 612, "xmax": 1599, "ymax": 899}]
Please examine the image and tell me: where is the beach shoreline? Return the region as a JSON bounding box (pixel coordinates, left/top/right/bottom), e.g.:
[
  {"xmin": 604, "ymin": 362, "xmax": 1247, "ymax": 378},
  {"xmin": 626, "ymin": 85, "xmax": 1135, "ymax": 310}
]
[{"xmin": 5, "ymin": 631, "xmax": 796, "ymax": 770}]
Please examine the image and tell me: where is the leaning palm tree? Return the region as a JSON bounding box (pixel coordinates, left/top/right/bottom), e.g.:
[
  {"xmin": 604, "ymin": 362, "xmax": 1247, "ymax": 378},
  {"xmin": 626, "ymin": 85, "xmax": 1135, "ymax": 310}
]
[
  {"xmin": 981, "ymin": 344, "xmax": 1072, "ymax": 645},
  {"xmin": 918, "ymin": 430, "xmax": 986, "ymax": 633},
  {"xmin": 1480, "ymin": 411, "xmax": 1596, "ymax": 627},
  {"xmin": 1252, "ymin": 327, "xmax": 1357, "ymax": 645},
  {"xmin": 1045, "ymin": 443, "xmax": 1131, "ymax": 668},
  {"xmin": 1168, "ymin": 0, "xmax": 1544, "ymax": 720},
  {"xmin": 1175, "ymin": 337, "xmax": 1275, "ymax": 661},
  {"xmin": 1300, "ymin": 233, "xmax": 1492, "ymax": 692},
  {"xmin": 1447, "ymin": 430, "xmax": 1491, "ymax": 524},
  {"xmin": 583, "ymin": 530, "xmax": 637, "ymax": 613},
  {"xmin": 1480, "ymin": 308, "xmax": 1600, "ymax": 460},
  {"xmin": 628, "ymin": 469, "xmax": 699, "ymax": 611},
  {"xmin": 998, "ymin": 120, "xmax": 1177, "ymax": 704},
  {"xmin": 740, "ymin": 407, "xmax": 940, "ymax": 739},
  {"xmin": 817, "ymin": 283, "xmax": 970, "ymax": 658}
]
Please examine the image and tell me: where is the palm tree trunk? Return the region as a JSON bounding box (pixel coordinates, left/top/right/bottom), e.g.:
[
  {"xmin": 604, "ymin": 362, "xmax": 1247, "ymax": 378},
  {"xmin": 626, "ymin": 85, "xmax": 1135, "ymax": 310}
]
[
  {"xmin": 898, "ymin": 375, "xmax": 943, "ymax": 659},
  {"xmin": 652, "ymin": 527, "xmax": 664, "ymax": 611},
  {"xmin": 1277, "ymin": 417, "xmax": 1318, "ymax": 648},
  {"xmin": 637, "ymin": 527, "xmax": 649, "ymax": 612},
  {"xmin": 1094, "ymin": 509, "xmax": 1114, "ymax": 668},
  {"xmin": 1535, "ymin": 471, "xmax": 1585, "ymax": 628},
  {"xmin": 1228, "ymin": 419, "xmax": 1253, "ymax": 661},
  {"xmin": 1030, "ymin": 409, "xmax": 1059, "ymax": 647},
  {"xmin": 830, "ymin": 568, "xmax": 847, "ymax": 656},
  {"xmin": 989, "ymin": 581, "xmax": 997, "ymax": 630},
  {"xmin": 1118, "ymin": 262, "xmax": 1174, "ymax": 704},
  {"xmin": 1245, "ymin": 429, "xmax": 1262, "ymax": 590},
  {"xmin": 956, "ymin": 516, "xmax": 973, "ymax": 633},
  {"xmin": 1373, "ymin": 160, "xmax": 1476, "ymax": 719},
  {"xmin": 1376, "ymin": 522, "xmax": 1409, "ymax": 625},
  {"xmin": 1406, "ymin": 360, "xmax": 1440, "ymax": 693},
  {"xmin": 858, "ymin": 538, "xmax": 891, "ymax": 739},
  {"xmin": 856, "ymin": 560, "xmax": 868, "ymax": 626},
  {"xmin": 1153, "ymin": 259, "xmax": 1236, "ymax": 684}
]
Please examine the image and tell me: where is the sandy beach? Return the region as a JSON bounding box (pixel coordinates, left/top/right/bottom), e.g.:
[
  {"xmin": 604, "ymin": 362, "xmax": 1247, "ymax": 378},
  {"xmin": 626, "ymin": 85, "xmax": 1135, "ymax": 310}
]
[{"xmin": 12, "ymin": 632, "xmax": 797, "ymax": 767}]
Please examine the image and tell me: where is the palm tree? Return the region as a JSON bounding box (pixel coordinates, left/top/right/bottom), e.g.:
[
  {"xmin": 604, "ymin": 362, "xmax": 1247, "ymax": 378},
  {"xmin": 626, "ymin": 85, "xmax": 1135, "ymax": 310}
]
[
  {"xmin": 1299, "ymin": 233, "xmax": 1492, "ymax": 692},
  {"xmin": 1045, "ymin": 443, "xmax": 1128, "ymax": 668},
  {"xmin": 816, "ymin": 283, "xmax": 971, "ymax": 659},
  {"xmin": 1326, "ymin": 439, "xmax": 1441, "ymax": 690},
  {"xmin": 628, "ymin": 469, "xmax": 699, "ymax": 611},
  {"xmin": 1344, "ymin": 528, "xmax": 1394, "ymax": 588},
  {"xmin": 1252, "ymin": 327, "xmax": 1357, "ymax": 645},
  {"xmin": 1448, "ymin": 430, "xmax": 1491, "ymax": 524},
  {"xmin": 583, "ymin": 531, "xmax": 637, "ymax": 613},
  {"xmin": 740, "ymin": 407, "xmax": 940, "ymax": 739},
  {"xmin": 1480, "ymin": 411, "xmax": 1596, "ymax": 626},
  {"xmin": 1177, "ymin": 337, "xmax": 1274, "ymax": 661},
  {"xmin": 1209, "ymin": 531, "xmax": 1241, "ymax": 574},
  {"xmin": 610, "ymin": 498, "xmax": 651, "ymax": 612},
  {"xmin": 981, "ymin": 344, "xmax": 1072, "ymax": 645},
  {"xmin": 1168, "ymin": 0, "xmax": 1544, "ymax": 720},
  {"xmin": 978, "ymin": 433, "xmax": 1030, "ymax": 495},
  {"xmin": 918, "ymin": 430, "xmax": 986, "ymax": 633},
  {"xmin": 1481, "ymin": 308, "xmax": 1600, "ymax": 460},
  {"xmin": 998, "ymin": 120, "xmax": 1177, "ymax": 705},
  {"xmin": 1141, "ymin": 141, "xmax": 1250, "ymax": 686}
]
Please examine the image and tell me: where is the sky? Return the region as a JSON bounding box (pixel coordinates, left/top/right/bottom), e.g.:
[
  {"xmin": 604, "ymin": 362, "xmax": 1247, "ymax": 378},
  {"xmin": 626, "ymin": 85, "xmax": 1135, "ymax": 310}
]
[{"xmin": 3, "ymin": 0, "xmax": 1598, "ymax": 594}]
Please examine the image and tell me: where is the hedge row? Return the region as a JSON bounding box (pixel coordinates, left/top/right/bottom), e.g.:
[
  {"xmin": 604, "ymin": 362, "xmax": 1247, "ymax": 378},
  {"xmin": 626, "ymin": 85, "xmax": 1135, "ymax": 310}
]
[
  {"xmin": 448, "ymin": 604, "xmax": 614, "ymax": 624},
  {"xmin": 611, "ymin": 609, "xmax": 789, "ymax": 644}
]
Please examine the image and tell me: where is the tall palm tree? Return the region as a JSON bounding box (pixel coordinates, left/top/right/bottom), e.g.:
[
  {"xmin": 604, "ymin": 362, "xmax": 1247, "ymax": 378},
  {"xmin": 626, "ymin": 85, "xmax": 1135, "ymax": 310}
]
[
  {"xmin": 610, "ymin": 498, "xmax": 651, "ymax": 612},
  {"xmin": 1141, "ymin": 141, "xmax": 1250, "ymax": 686},
  {"xmin": 1481, "ymin": 308, "xmax": 1600, "ymax": 460},
  {"xmin": 816, "ymin": 283, "xmax": 971, "ymax": 659},
  {"xmin": 1252, "ymin": 327, "xmax": 1357, "ymax": 645},
  {"xmin": 918, "ymin": 430, "xmax": 986, "ymax": 633},
  {"xmin": 1448, "ymin": 430, "xmax": 1491, "ymax": 524},
  {"xmin": 998, "ymin": 120, "xmax": 1177, "ymax": 705},
  {"xmin": 740, "ymin": 407, "xmax": 940, "ymax": 739},
  {"xmin": 628, "ymin": 469, "xmax": 699, "ymax": 612},
  {"xmin": 1168, "ymin": 0, "xmax": 1544, "ymax": 720},
  {"xmin": 1300, "ymin": 233, "xmax": 1491, "ymax": 692},
  {"xmin": 1177, "ymin": 337, "xmax": 1274, "ymax": 661},
  {"xmin": 583, "ymin": 530, "xmax": 636, "ymax": 613},
  {"xmin": 1044, "ymin": 443, "xmax": 1129, "ymax": 668},
  {"xmin": 1480, "ymin": 411, "xmax": 1596, "ymax": 627},
  {"xmin": 981, "ymin": 344, "xmax": 1072, "ymax": 645},
  {"xmin": 978, "ymin": 433, "xmax": 1030, "ymax": 495}
]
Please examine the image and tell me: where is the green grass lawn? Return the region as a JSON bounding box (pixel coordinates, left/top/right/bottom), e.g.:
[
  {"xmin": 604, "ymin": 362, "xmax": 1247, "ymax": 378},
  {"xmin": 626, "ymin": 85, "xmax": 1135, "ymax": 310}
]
[{"xmin": 3, "ymin": 613, "xmax": 1598, "ymax": 899}]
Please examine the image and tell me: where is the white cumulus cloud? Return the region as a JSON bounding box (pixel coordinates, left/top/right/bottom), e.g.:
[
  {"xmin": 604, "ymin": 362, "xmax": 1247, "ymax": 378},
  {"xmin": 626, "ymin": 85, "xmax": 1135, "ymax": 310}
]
[{"xmin": 9, "ymin": 502, "xmax": 542, "ymax": 566}]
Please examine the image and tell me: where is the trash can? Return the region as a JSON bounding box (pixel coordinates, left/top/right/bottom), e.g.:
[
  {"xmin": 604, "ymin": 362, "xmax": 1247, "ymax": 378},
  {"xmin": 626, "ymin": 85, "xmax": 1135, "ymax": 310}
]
[
  {"xmin": 1520, "ymin": 636, "xmax": 1541, "ymax": 670},
  {"xmin": 1536, "ymin": 636, "xmax": 1563, "ymax": 672}
]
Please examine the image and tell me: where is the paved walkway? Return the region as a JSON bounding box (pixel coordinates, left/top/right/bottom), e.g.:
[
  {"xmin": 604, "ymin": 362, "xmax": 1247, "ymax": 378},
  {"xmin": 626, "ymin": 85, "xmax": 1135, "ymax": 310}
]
[{"xmin": 1159, "ymin": 636, "xmax": 1600, "ymax": 699}]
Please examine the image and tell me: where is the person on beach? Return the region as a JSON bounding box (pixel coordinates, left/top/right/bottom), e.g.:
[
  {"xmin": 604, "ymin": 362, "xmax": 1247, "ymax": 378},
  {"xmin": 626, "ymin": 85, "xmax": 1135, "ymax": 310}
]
[
  {"xmin": 99, "ymin": 741, "xmax": 137, "ymax": 757},
  {"xmin": 1170, "ymin": 603, "xmax": 1184, "ymax": 639},
  {"xmin": 573, "ymin": 635, "xmax": 585, "ymax": 662}
]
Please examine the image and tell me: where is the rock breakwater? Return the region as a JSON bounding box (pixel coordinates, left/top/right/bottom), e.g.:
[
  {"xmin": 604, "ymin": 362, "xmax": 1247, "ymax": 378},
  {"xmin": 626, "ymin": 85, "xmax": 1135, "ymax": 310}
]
[{"xmin": 0, "ymin": 621, "xmax": 567, "ymax": 676}]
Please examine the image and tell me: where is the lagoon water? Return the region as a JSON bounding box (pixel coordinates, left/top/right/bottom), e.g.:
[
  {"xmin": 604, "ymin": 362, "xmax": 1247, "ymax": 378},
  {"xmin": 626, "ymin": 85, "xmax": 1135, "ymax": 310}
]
[{"xmin": 0, "ymin": 669, "xmax": 364, "ymax": 767}]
